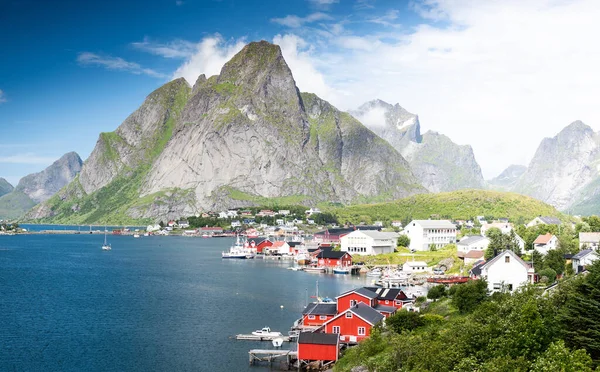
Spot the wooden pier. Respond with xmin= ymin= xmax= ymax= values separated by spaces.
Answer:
xmin=248 ymin=349 xmax=297 ymax=368
xmin=235 ymin=334 xmax=293 ymax=342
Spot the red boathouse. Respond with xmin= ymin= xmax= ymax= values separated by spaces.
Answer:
xmin=316 ymin=251 xmax=352 ymax=268
xmin=297 ymin=332 xmax=339 ymax=362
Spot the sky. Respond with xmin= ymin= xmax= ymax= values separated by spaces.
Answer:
xmin=1 ymin=0 xmax=600 ymax=186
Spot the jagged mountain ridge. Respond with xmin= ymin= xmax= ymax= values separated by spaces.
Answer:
xmin=0 ymin=178 xmax=13 ymax=198
xmin=350 ymin=100 xmax=485 ymax=193
xmin=29 ymin=41 xmax=425 ymax=223
xmin=488 ymin=165 xmax=527 ymax=191
xmin=0 ymin=152 xmax=82 ymax=220
xmin=514 ymin=120 xmax=600 ymax=213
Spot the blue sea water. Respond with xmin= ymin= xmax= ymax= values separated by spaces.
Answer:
xmin=0 ymin=234 xmax=371 ymax=371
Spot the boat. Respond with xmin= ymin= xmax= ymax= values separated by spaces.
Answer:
xmin=333 ymin=266 xmax=350 ymax=274
xmin=133 ymin=234 xmax=140 ymax=238
xmin=102 ymin=228 xmax=111 ymax=251
xmin=366 ymin=268 xmax=382 ymax=277
xmin=222 ymin=235 xmax=255 ymax=259
xmin=201 ymin=233 xmax=211 ymax=238
xmin=272 ymin=338 xmax=284 ymax=347
xmin=287 ymin=266 xmax=304 ymax=271
xmin=304 ymin=266 xmax=326 ymax=273
xmin=251 ymin=327 xmax=283 ymax=337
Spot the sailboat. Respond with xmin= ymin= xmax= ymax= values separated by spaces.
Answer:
xmin=102 ymin=227 xmax=111 ymax=251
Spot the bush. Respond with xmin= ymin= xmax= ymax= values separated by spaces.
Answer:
xmin=398 ymin=235 xmax=410 ymax=248
xmin=386 ymin=310 xmax=424 ymax=334
xmin=427 ymin=285 xmax=447 ymax=301
xmin=451 ymin=279 xmax=488 ymax=314
xmin=538 ymin=268 xmax=557 ymax=283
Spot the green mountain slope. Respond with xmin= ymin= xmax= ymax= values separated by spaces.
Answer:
xmin=0 ymin=191 xmax=36 ymax=220
xmin=0 ymin=178 xmax=13 ymax=198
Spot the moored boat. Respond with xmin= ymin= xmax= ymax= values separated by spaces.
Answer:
xmin=304 ymin=266 xmax=326 ymax=273
xmin=333 ymin=266 xmax=350 ymax=274
xmin=251 ymin=327 xmax=283 ymax=337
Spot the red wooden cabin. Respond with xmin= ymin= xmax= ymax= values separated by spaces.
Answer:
xmin=247 ymin=238 xmax=273 ymax=253
xmin=297 ymin=332 xmax=339 ymax=362
xmin=364 ymin=287 xmax=413 ymax=309
xmin=321 ymin=303 xmax=385 ymax=343
xmin=336 ymin=287 xmax=377 ymax=313
xmin=301 ymin=303 xmax=337 ymax=327
xmin=316 ymin=251 xmax=352 ymax=268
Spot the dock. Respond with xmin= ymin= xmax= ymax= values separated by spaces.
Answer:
xmin=235 ymin=334 xmax=293 ymax=342
xmin=248 ymin=349 xmax=297 ymax=368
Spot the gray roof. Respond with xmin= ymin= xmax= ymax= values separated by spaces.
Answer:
xmin=469 ymin=260 xmax=486 ymax=276
xmin=364 ymin=287 xmax=405 ymax=301
xmin=458 ymin=235 xmax=489 ymax=246
xmin=409 ymin=220 xmax=456 ymax=229
xmin=302 ymin=303 xmax=338 ymax=315
xmin=579 ymin=232 xmax=600 ymax=243
xmin=374 ymin=304 xmax=397 ymax=313
xmin=349 ymin=303 xmax=385 ymax=325
xmin=298 ymin=332 xmax=339 ymax=345
xmin=351 ymin=230 xmax=399 ymax=239
xmin=540 ymin=216 xmax=562 ymax=225
xmin=573 ymin=249 xmax=595 ymax=260
xmin=337 ymin=287 xmax=378 ymax=300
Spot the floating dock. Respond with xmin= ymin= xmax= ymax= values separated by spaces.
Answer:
xmin=235 ymin=334 xmax=292 ymax=342
xmin=248 ymin=349 xmax=297 ymax=367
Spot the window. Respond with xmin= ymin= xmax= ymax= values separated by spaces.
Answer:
xmin=350 ymin=300 xmax=357 ymax=307
xmin=385 ymin=300 xmax=389 ymax=304
xmin=358 ymin=327 xmax=366 ymax=336
xmin=332 ymin=326 xmax=340 ymax=334
xmin=320 ymin=315 xmax=327 ymax=320
xmin=505 ymin=256 xmax=510 ymax=263
xmin=493 ymin=283 xmax=502 ymax=290
xmin=308 ymin=315 xmax=315 ymax=320
xmin=396 ymin=300 xmax=402 ymax=305
xmin=346 ymin=312 xmax=353 ymax=318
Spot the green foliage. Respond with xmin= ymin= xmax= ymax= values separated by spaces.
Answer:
xmin=427 ymin=285 xmax=447 ymax=301
xmin=485 ymin=229 xmax=522 ymax=259
xmin=397 ymin=235 xmax=410 ymax=248
xmin=531 ymin=340 xmax=593 ymax=372
xmin=386 ymin=310 xmax=424 ymax=334
xmin=538 ymin=268 xmax=557 ymax=283
xmin=0 ymin=191 xmax=36 ymax=220
xmin=544 ymin=249 xmax=566 ymax=275
xmin=451 ymin=279 xmax=488 ymax=314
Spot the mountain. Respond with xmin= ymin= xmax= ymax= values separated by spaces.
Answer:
xmin=488 ymin=165 xmax=527 ymax=191
xmin=29 ymin=41 xmax=425 ymax=224
xmin=0 ymin=152 xmax=82 ymax=220
xmin=0 ymin=178 xmax=13 ymax=198
xmin=350 ymin=100 xmax=485 ymax=193
xmin=328 ymin=189 xmax=563 ymax=225
xmin=514 ymin=121 xmax=600 ymax=214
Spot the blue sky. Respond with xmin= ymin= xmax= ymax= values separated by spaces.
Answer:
xmin=1 ymin=0 xmax=600 ymax=185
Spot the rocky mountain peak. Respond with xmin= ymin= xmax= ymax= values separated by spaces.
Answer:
xmin=0 ymin=178 xmax=13 ymax=198
xmin=488 ymin=164 xmax=527 ymax=191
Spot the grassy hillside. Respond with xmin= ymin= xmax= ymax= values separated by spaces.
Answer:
xmin=325 ymin=189 xmax=564 ymax=224
xmin=0 ymin=191 xmax=36 ymax=220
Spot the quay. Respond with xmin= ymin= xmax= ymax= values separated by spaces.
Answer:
xmin=235 ymin=334 xmax=292 ymax=342
xmin=248 ymin=349 xmax=297 ymax=368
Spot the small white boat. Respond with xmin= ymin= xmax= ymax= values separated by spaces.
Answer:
xmin=133 ymin=234 xmax=140 ymax=238
xmin=366 ymin=268 xmax=382 ymax=277
xmin=272 ymin=338 xmax=284 ymax=347
xmin=252 ymin=327 xmax=283 ymax=337
xmin=304 ymin=267 xmax=326 ymax=273
xmin=333 ymin=266 xmax=350 ymax=274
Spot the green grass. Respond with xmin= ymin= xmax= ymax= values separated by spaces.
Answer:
xmin=362 ymin=245 xmax=460 ymax=271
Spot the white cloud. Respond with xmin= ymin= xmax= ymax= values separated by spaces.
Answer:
xmin=272 ymin=12 xmax=332 ymax=28
xmin=0 ymin=89 xmax=6 ymax=103
xmin=0 ymin=153 xmax=59 ymax=165
xmin=77 ymin=52 xmax=167 ymax=78
xmin=353 ymin=106 xmax=388 ymax=128
xmin=131 ymin=38 xmax=195 ymax=58
xmin=368 ymin=9 xmax=400 ymax=27
xmin=270 ymin=0 xmax=600 ymax=179
xmin=308 ymin=0 xmax=339 ymax=8
xmin=172 ymin=36 xmax=246 ymax=85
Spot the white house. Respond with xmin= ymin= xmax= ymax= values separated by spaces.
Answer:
xmin=514 ymin=233 xmax=526 ymax=251
xmin=340 ymin=230 xmax=399 ymax=256
xmin=532 ymin=233 xmax=558 ymax=255
xmin=278 ymin=210 xmax=290 ymax=216
xmin=305 ymin=208 xmax=321 ymax=216
xmin=402 ymin=260 xmax=429 ymax=273
xmin=480 ymin=222 xmax=513 ymax=236
xmin=231 ymin=220 xmax=241 ymax=228
xmin=374 ymin=221 xmax=384 ymax=227
xmin=457 ymin=235 xmax=490 ymax=253
xmin=526 ymin=216 xmax=561 ymax=228
xmin=481 ymin=250 xmax=529 ymax=293
xmin=218 ymin=211 xmax=229 ymax=219
xmin=572 ymin=249 xmax=599 ymax=273
xmin=146 ymin=224 xmax=161 ymax=232
xmin=579 ymin=232 xmax=600 ymax=250
xmin=403 ymin=220 xmax=457 ymax=251
xmin=391 ymin=221 xmax=403 ymax=228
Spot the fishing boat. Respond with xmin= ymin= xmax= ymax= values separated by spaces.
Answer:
xmin=333 ymin=266 xmax=350 ymax=274
xmin=102 ymin=228 xmax=111 ymax=251
xmin=251 ymin=327 xmax=283 ymax=337
xmin=222 ymin=235 xmax=254 ymax=259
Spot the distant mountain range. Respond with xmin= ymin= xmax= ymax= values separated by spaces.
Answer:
xmin=0 ymin=152 xmax=82 ymax=220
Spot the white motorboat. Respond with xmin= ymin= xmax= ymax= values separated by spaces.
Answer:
xmin=304 ymin=267 xmax=326 ymax=273
xmin=222 ymin=235 xmax=255 ymax=259
xmin=251 ymin=327 xmax=283 ymax=337
xmin=102 ymin=227 xmax=111 ymax=251
xmin=366 ymin=268 xmax=382 ymax=277
xmin=333 ymin=266 xmax=350 ymax=274
xmin=133 ymin=234 xmax=140 ymax=238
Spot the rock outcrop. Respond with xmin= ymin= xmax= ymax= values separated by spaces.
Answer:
xmin=351 ymin=100 xmax=485 ymax=192
xmin=29 ymin=41 xmax=425 ymax=224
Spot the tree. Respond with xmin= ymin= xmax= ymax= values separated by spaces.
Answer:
xmin=485 ymin=229 xmax=521 ymax=259
xmin=544 ymin=249 xmax=566 ymax=275
xmin=538 ymin=268 xmax=557 ymax=283
xmin=429 ymin=243 xmax=437 ymax=252
xmin=397 ymin=235 xmax=410 ymax=248
xmin=531 ymin=340 xmax=593 ymax=372
xmin=427 ymin=285 xmax=446 ymax=301
xmin=386 ymin=310 xmax=424 ymax=334
xmin=451 ymin=279 xmax=488 ymax=314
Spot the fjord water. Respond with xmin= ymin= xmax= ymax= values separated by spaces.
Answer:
xmin=0 ymin=234 xmax=370 ymax=371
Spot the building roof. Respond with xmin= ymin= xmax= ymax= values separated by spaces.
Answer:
xmin=533 ymin=233 xmax=555 ymax=245
xmin=337 ymin=287 xmax=378 ymax=300
xmin=539 ymin=216 xmax=562 ymax=225
xmin=373 ymin=304 xmax=397 ymax=313
xmin=457 ymin=250 xmax=485 ymax=259
xmin=458 ymin=235 xmax=489 ymax=246
xmin=409 ymin=220 xmax=456 ymax=229
xmin=287 ymin=241 xmax=303 ymax=247
xmin=302 ymin=303 xmax=338 ymax=315
xmin=298 ymin=332 xmax=339 ymax=345
xmin=349 ymin=303 xmax=385 ymax=325
xmin=579 ymin=232 xmax=600 ymax=243
xmin=346 ymin=230 xmax=399 ymax=239
xmin=573 ymin=249 xmax=596 ymax=259
xmin=247 ymin=237 xmax=270 ymax=245
xmin=317 ymin=251 xmax=351 ymax=259
xmin=272 ymin=241 xmax=287 ymax=248
xmin=469 ymin=260 xmax=486 ymax=276
xmin=363 ymin=287 xmax=404 ymax=301
xmin=481 ymin=250 xmax=528 ymax=271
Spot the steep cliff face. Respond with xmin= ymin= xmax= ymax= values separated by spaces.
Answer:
xmin=351 ymin=100 xmax=485 ymax=193
xmin=515 ymin=121 xmax=600 ymax=212
xmin=29 ymin=41 xmax=424 ymax=224
xmin=0 ymin=178 xmax=13 ymax=198
xmin=0 ymin=152 xmax=82 ymax=220
xmin=488 ymin=165 xmax=527 ymax=191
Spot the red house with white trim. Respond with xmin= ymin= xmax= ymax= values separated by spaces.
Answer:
xmin=336 ymin=287 xmax=377 ymax=313
xmin=321 ymin=303 xmax=385 ymax=343
xmin=302 ymin=303 xmax=337 ymax=327
xmin=316 ymin=251 xmax=352 ymax=268
xmin=364 ymin=287 xmax=413 ymax=309
xmin=246 ymin=238 xmax=273 ymax=253
xmin=297 ymin=332 xmax=339 ymax=362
